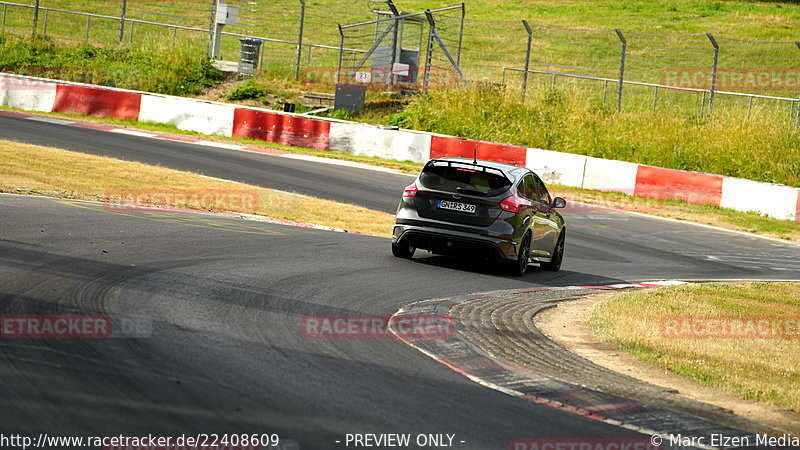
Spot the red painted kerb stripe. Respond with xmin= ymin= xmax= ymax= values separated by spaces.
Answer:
xmin=795 ymin=191 xmax=800 ymax=223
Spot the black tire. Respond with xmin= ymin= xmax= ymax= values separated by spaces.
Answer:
xmin=540 ymin=232 xmax=565 ymax=272
xmin=391 ymin=241 xmax=415 ymax=259
xmin=509 ymin=234 xmax=531 ymax=277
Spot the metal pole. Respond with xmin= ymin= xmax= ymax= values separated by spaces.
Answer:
xmin=747 ymin=96 xmax=753 ymax=121
xmin=652 ymin=86 xmax=658 ymax=113
xmin=795 ymin=42 xmax=800 ymax=128
xmin=423 ymin=18 xmax=434 ymax=92
xmin=207 ymin=0 xmax=216 ymax=58
xmin=700 ymin=91 xmax=706 ymax=117
xmin=387 ymin=0 xmax=400 ymax=88
xmin=85 ymin=15 xmax=90 ymax=42
xmin=602 ymin=80 xmax=608 ymax=107
xmin=294 ymin=0 xmax=305 ymax=81
xmin=707 ymin=33 xmax=719 ymax=117
xmin=307 ymin=45 xmax=311 ymax=64
xmin=350 ymin=22 xmax=395 ymax=78
xmin=336 ymin=25 xmax=344 ymax=84
xmin=130 ymin=21 xmax=134 ymax=45
xmin=172 ymin=27 xmax=177 ymax=47
xmin=2 ymin=5 xmax=6 ymax=33
xmin=42 ymin=9 xmax=47 ymax=37
xmin=119 ymin=0 xmax=127 ymax=45
xmin=32 ymin=0 xmax=40 ymax=38
xmin=457 ymin=3 xmax=465 ymax=66
xmin=522 ymin=20 xmax=532 ymax=99
xmin=425 ymin=10 xmax=467 ymax=85
xmin=615 ymin=29 xmax=626 ymax=111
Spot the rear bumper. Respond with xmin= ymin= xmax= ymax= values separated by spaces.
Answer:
xmin=392 ymin=222 xmax=517 ymax=261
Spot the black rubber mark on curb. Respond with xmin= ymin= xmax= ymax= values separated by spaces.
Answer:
xmin=388 ymin=283 xmax=778 ymax=450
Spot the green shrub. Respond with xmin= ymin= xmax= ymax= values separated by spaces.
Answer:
xmin=0 ymin=36 xmax=223 ymax=96
xmin=225 ymin=79 xmax=268 ymax=100
xmin=391 ymin=86 xmax=800 ymax=188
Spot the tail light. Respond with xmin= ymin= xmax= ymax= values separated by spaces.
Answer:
xmin=403 ymin=183 xmax=418 ymax=198
xmin=500 ymin=195 xmax=524 ymax=213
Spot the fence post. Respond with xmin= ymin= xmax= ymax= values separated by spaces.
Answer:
xmin=206 ymin=0 xmax=216 ymax=58
xmin=423 ymin=16 xmax=435 ymax=92
xmin=796 ymin=42 xmax=800 ymax=128
xmin=457 ymin=3 xmax=465 ymax=66
xmin=119 ymin=0 xmax=127 ymax=45
xmin=652 ymin=86 xmax=658 ymax=113
xmin=521 ymin=20 xmax=532 ymax=100
xmin=615 ymin=29 xmax=626 ymax=111
xmin=32 ymin=0 xmax=40 ymax=38
xmin=707 ymin=33 xmax=719 ymax=117
xmin=387 ymin=0 xmax=400 ymax=88
xmin=700 ymin=91 xmax=706 ymax=117
xmin=43 ymin=9 xmax=47 ymax=37
xmin=336 ymin=25 xmax=344 ymax=85
xmin=294 ymin=0 xmax=305 ymax=81
xmin=2 ymin=4 xmax=6 ymax=33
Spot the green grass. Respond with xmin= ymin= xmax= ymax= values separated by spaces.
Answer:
xmin=589 ymin=282 xmax=800 ymax=412
xmin=386 ymin=85 xmax=800 ymax=188
xmin=0 ymin=34 xmax=223 ymax=96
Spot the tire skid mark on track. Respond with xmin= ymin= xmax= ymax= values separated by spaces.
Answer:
xmin=389 ymin=281 xmax=760 ymax=450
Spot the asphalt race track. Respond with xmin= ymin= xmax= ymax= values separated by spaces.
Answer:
xmin=2 ymin=114 xmax=800 ymax=449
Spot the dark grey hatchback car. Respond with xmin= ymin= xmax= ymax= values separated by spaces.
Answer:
xmin=392 ymin=158 xmax=566 ymax=276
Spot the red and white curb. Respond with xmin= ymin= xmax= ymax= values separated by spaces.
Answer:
xmin=389 ymin=281 xmax=753 ymax=450
xmin=2 ymin=71 xmax=799 ymax=222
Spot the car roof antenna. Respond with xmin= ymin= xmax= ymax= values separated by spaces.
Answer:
xmin=472 ymin=145 xmax=477 ymax=165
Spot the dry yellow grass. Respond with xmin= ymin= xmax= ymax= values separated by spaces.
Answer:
xmin=590 ymin=282 xmax=800 ymax=412
xmin=0 ymin=139 xmax=395 ymax=237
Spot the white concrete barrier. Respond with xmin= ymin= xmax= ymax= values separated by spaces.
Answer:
xmin=721 ymin=177 xmax=800 ymax=221
xmin=582 ymin=157 xmax=640 ymax=195
xmin=2 ymin=71 xmax=799 ymax=222
xmin=0 ymin=74 xmax=57 ymax=112
xmin=329 ymin=122 xmax=431 ymax=164
xmin=525 ymin=148 xmax=588 ymax=188
xmin=138 ymin=95 xmax=235 ymax=137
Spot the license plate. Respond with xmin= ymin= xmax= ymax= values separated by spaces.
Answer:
xmin=437 ymin=200 xmax=476 ymax=214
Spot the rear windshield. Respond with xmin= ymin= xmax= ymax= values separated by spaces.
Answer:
xmin=419 ymin=163 xmax=511 ymax=196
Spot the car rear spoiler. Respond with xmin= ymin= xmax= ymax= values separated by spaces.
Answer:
xmin=425 ymin=159 xmax=510 ymax=181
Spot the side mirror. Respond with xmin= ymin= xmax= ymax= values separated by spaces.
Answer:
xmin=552 ymin=197 xmax=566 ymax=209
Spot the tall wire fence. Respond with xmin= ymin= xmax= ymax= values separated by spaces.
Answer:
xmin=1 ymin=0 xmax=800 ymax=123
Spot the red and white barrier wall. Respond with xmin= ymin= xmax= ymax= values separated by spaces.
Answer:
xmin=2 ymin=72 xmax=799 ymax=222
